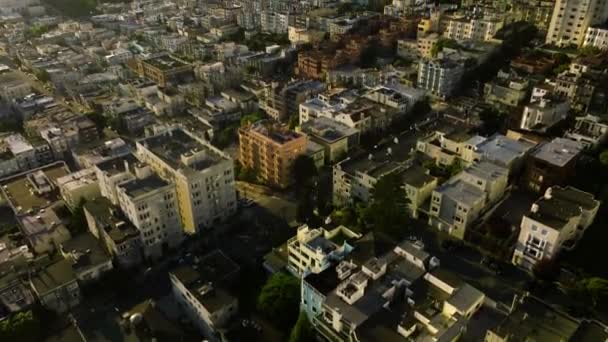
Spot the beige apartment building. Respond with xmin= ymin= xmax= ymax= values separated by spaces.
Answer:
xmin=136 ymin=128 xmax=237 ymax=235
xmin=238 ymin=121 xmax=308 ymax=189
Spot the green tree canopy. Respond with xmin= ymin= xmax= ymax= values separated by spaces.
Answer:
xmin=576 ymin=277 xmax=608 ymax=307
xmin=363 ymin=172 xmax=411 ymax=238
xmin=257 ymin=272 xmax=300 ymax=329
xmin=240 ymin=112 xmax=265 ymax=127
xmin=599 ymin=150 xmax=608 ymax=167
xmin=0 ymin=310 xmax=42 ymax=342
xmin=288 ymin=311 xmax=314 ymax=342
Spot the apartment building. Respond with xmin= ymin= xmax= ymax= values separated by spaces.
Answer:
xmin=417 ymin=33 xmax=441 ymax=59
xmin=428 ymin=178 xmax=487 ymax=240
xmin=84 ymin=197 xmax=143 ymax=269
xmin=300 ymin=117 xmax=359 ymax=164
xmin=444 ymin=17 xmax=503 ymax=42
xmin=286 ymin=225 xmax=361 ymax=277
xmin=303 ymin=240 xmax=484 ymax=342
xmin=399 ymin=166 xmax=438 ymax=219
xmin=520 ymin=96 xmax=569 ymax=132
xmin=260 ymin=80 xmax=326 ymax=121
xmin=512 ymin=186 xmax=600 ymax=270
xmin=128 ymin=53 xmax=193 ymax=87
xmin=522 ymin=138 xmax=583 ymax=193
xmin=29 ymin=258 xmax=81 ymax=313
xmin=0 ymin=134 xmax=40 ymax=179
xmin=333 ymin=133 xmax=415 ymax=207
xmin=94 ymin=153 xmax=140 ymax=206
xmin=545 ymin=0 xmax=608 ymax=47
xmin=136 ymin=128 xmax=237 ymax=234
xmin=116 ymin=171 xmax=183 ymax=260
xmin=484 ymin=71 xmax=530 ymax=108
xmin=583 ymin=25 xmax=608 ymax=50
xmin=417 ymin=57 xmax=465 ymax=99
xmin=238 ymin=121 xmax=307 ymax=189
xmin=169 ymin=250 xmax=240 ymax=340
xmin=56 ymin=168 xmax=101 ymax=209
xmin=564 ymin=114 xmax=608 ymax=148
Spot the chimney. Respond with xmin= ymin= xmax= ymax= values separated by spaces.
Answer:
xmin=544 ymin=187 xmax=553 ymax=200
xmin=531 ymin=203 xmax=539 ymax=214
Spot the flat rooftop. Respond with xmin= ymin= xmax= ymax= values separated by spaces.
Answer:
xmin=144 ymin=54 xmax=189 ymax=71
xmin=528 ymin=186 xmax=599 ymax=230
xmin=139 ymin=128 xmax=225 ymax=172
xmin=247 ymin=121 xmax=305 ymax=145
xmin=302 ymin=117 xmax=359 ymax=144
xmin=532 ymin=138 xmax=583 ymax=167
xmin=83 ymin=197 xmax=139 ymax=244
xmin=95 ymin=153 xmax=140 ymax=176
xmin=475 ymin=134 xmax=536 ymax=166
xmin=30 ymin=258 xmax=77 ymax=295
xmin=119 ymin=175 xmax=170 ymax=198
xmin=1 ymin=162 xmax=70 ymax=215
xmin=437 ymin=179 xmax=486 ymax=206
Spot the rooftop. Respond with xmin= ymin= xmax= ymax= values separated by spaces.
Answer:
xmin=1 ymin=162 xmax=70 ymax=215
xmin=245 ymin=121 xmax=306 ymax=145
xmin=475 ymin=134 xmax=536 ymax=166
xmin=139 ymin=129 xmax=226 ymax=172
xmin=119 ymin=175 xmax=171 ymax=199
xmin=399 ymin=165 xmax=436 ymax=188
xmin=490 ymin=296 xmax=580 ymax=341
xmin=532 ymin=138 xmax=583 ymax=167
xmin=144 ymin=54 xmax=189 ymax=71
xmin=171 ymin=250 xmax=239 ymax=289
xmin=82 ymin=197 xmax=139 ymax=244
xmin=301 ymin=117 xmax=359 ymax=144
xmin=95 ymin=153 xmax=140 ymax=176
xmin=30 ymin=257 xmax=77 ymax=295
xmin=527 ymin=186 xmax=599 ymax=230
xmin=437 ymin=179 xmax=486 ymax=206
xmin=60 ymin=233 xmax=111 ymax=274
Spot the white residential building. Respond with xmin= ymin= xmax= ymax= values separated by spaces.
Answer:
xmin=512 ymin=186 xmax=600 ymax=270
xmin=564 ymin=114 xmax=608 ymax=148
xmin=286 ymin=225 xmax=361 ymax=277
xmin=116 ymin=169 xmax=183 ymax=259
xmin=94 ymin=154 xmax=139 ymax=206
xmin=417 ymin=57 xmax=464 ymax=99
xmin=136 ymin=128 xmax=237 ymax=235
xmin=169 ymin=250 xmax=239 ymax=340
xmin=583 ymin=26 xmax=608 ymax=50
xmin=520 ymin=96 xmax=569 ymax=132
xmin=545 ymin=0 xmax=608 ymax=47
xmin=428 ymin=179 xmax=486 ymax=240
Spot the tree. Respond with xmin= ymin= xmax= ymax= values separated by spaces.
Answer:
xmin=67 ymin=199 xmax=88 ymax=235
xmin=478 ymin=108 xmax=507 ymax=136
xmin=0 ymin=310 xmax=42 ymax=342
xmin=87 ymin=112 xmax=108 ymax=135
xmin=240 ymin=112 xmax=264 ymax=127
xmin=363 ymin=173 xmax=411 ymax=238
xmin=576 ymin=277 xmax=608 ymax=307
xmin=599 ymin=150 xmax=608 ymax=168
xmin=288 ymin=311 xmax=314 ymax=342
xmin=288 ymin=115 xmax=299 ymax=130
xmin=292 ymin=155 xmax=318 ymax=222
xmin=257 ymin=272 xmax=300 ymax=329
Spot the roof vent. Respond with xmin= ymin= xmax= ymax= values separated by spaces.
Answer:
xmin=531 ymin=203 xmax=539 ymax=213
